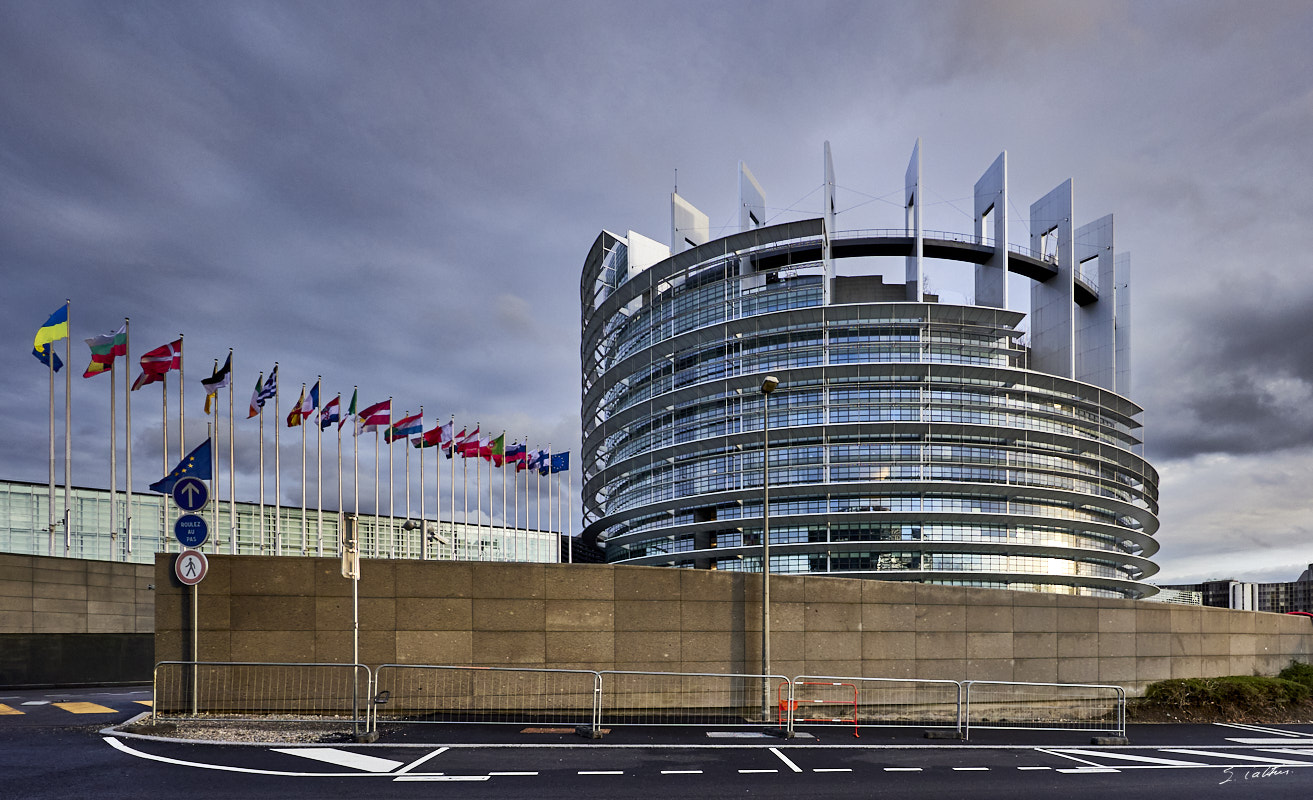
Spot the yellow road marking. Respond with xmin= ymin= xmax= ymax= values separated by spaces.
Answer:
xmin=0 ymin=704 xmax=23 ymax=715
xmin=54 ymin=701 xmax=118 ymax=714
xmin=135 ymin=700 xmax=153 ymax=708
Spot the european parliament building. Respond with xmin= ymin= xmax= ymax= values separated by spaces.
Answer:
xmin=580 ymin=142 xmax=1160 ymax=599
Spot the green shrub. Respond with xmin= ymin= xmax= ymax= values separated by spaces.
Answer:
xmin=1141 ymin=675 xmax=1310 ymax=714
xmin=1278 ymin=660 xmax=1313 ymax=690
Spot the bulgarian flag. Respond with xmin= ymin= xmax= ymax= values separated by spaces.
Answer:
xmin=82 ymin=325 xmax=127 ymax=378
xmin=490 ymin=433 xmax=506 ymax=466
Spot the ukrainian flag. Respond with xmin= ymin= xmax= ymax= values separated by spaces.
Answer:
xmin=33 ymin=303 xmax=69 ymax=352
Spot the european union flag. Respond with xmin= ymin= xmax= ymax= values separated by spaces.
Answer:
xmin=550 ymin=451 xmax=570 ymax=474
xmin=32 ymin=345 xmax=63 ymax=372
xmin=150 ymin=438 xmax=213 ymax=494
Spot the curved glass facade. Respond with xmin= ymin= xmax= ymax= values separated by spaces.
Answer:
xmin=581 ymin=220 xmax=1160 ymax=599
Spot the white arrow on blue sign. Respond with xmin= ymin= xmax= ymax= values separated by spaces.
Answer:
xmin=172 ymin=476 xmax=209 ymax=513
xmin=174 ymin=514 xmax=209 ymax=549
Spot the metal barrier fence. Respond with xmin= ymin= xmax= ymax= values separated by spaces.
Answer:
xmin=962 ymin=680 xmax=1126 ymax=739
xmin=598 ymin=671 xmax=788 ymax=731
xmin=785 ymin=676 xmax=964 ymax=737
xmin=151 ymin=661 xmax=371 ymax=731
xmin=372 ymin=665 xmax=601 ymax=731
xmin=150 ymin=662 xmax=1125 ymax=740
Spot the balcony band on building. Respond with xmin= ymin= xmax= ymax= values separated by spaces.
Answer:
xmin=580 ymin=141 xmax=1160 ymax=599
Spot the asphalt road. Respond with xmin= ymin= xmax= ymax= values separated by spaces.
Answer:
xmin=5 ymin=685 xmax=1313 ymax=799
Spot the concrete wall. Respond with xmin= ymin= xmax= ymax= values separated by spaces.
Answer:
xmin=154 ymin=555 xmax=1313 ymax=694
xmin=0 ymin=553 xmax=155 ymax=686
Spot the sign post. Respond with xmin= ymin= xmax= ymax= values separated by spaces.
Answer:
xmin=342 ymin=514 xmax=362 ymax=738
xmin=173 ymin=473 xmax=211 ymax=716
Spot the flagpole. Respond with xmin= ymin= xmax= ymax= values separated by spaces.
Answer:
xmin=257 ymin=372 xmax=265 ymax=553
xmin=351 ymin=386 xmax=359 ymax=519
xmin=336 ymin=401 xmax=343 ymax=555
xmin=124 ymin=317 xmax=133 ymax=557
xmin=273 ymin=363 xmax=281 ymax=556
xmin=568 ymin=466 xmax=573 ymax=564
xmin=161 ymin=373 xmax=169 ymax=553
xmin=46 ymin=321 xmax=55 ymax=558
xmin=388 ymin=404 xmax=396 ymax=559
xmin=63 ymin=299 xmax=71 ymax=556
xmin=462 ymin=430 xmax=468 ymax=561
xmin=316 ymin=376 xmax=323 ymax=557
xmin=500 ymin=432 xmax=507 ymax=561
xmin=404 ymin=409 xmax=412 ymax=554
xmin=448 ymin=419 xmax=456 ymax=560
xmin=108 ymin=333 xmax=117 ymax=559
xmin=475 ymin=425 xmax=482 ymax=560
xmin=299 ymin=382 xmax=307 ymax=555
xmin=513 ymin=440 xmax=520 ymax=563
xmin=228 ymin=350 xmax=235 ymax=555
xmin=418 ymin=408 xmax=426 ymax=560
xmin=178 ymin=333 xmax=185 ymax=471
xmin=373 ymin=425 xmax=380 ymax=559
xmin=210 ymin=358 xmax=219 ymax=551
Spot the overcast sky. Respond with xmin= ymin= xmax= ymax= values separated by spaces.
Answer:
xmin=3 ymin=1 xmax=1311 ymax=584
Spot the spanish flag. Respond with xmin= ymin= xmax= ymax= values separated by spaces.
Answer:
xmin=33 ymin=303 xmax=69 ymax=353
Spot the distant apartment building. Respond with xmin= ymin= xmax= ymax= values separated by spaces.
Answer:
xmin=1160 ymin=564 xmax=1313 ymax=612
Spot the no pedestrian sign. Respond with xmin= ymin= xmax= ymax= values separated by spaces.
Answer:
xmin=174 ymin=549 xmax=209 ymax=586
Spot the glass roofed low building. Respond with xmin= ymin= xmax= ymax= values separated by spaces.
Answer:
xmin=580 ymin=142 xmax=1160 ymax=599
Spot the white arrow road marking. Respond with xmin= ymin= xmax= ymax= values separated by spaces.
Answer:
xmin=273 ymin=748 xmax=404 ymax=773
xmin=104 ymin=737 xmax=378 ymax=777
xmin=770 ymin=747 xmax=803 ymax=773
xmin=1048 ymin=749 xmax=1207 ymax=767
xmin=1162 ymin=749 xmax=1313 ymax=766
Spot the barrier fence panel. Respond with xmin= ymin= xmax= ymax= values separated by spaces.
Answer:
xmin=372 ymin=665 xmax=601 ymax=730
xmin=962 ymin=680 xmax=1126 ymax=738
xmin=598 ymin=671 xmax=789 ymax=728
xmin=787 ymin=676 xmax=963 ymax=736
xmin=151 ymin=661 xmax=371 ymax=729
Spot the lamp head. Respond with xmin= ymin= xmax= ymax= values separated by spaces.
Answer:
xmin=760 ymin=375 xmax=779 ymax=394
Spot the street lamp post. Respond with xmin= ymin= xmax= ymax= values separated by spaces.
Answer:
xmin=759 ymin=375 xmax=779 ymax=723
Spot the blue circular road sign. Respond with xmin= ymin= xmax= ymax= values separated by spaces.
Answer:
xmin=174 ymin=514 xmax=209 ymax=549
xmin=172 ymin=476 xmax=209 ymax=513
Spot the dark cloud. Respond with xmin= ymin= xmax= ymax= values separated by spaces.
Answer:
xmin=4 ymin=1 xmax=1313 ymax=577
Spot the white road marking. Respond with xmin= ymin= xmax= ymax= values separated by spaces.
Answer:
xmin=104 ymin=737 xmax=379 ymax=777
xmin=1017 ymin=766 xmax=1051 ymax=770
xmin=813 ymin=768 xmax=852 ymax=772
xmin=1216 ymin=722 xmax=1311 ymax=738
xmin=273 ymin=747 xmax=404 ymax=773
xmin=395 ymin=747 xmax=448 ymax=774
xmin=1057 ymin=767 xmax=1120 ymax=774
xmin=770 ymin=747 xmax=803 ymax=773
xmin=393 ymin=775 xmax=489 ymax=782
xmin=953 ymin=767 xmax=988 ymax=771
xmin=661 ymin=770 xmax=703 ymax=774
xmin=1162 ymin=748 xmax=1313 ymax=766
xmin=739 ymin=769 xmax=778 ymax=773
xmin=21 ymin=701 xmax=50 ymax=706
xmin=1225 ymin=738 xmax=1313 ymax=745
xmin=884 ymin=767 xmax=921 ymax=772
xmin=579 ymin=770 xmax=624 ymax=775
xmin=1048 ymin=749 xmax=1206 ymax=767
xmin=489 ymin=771 xmax=538 ymax=776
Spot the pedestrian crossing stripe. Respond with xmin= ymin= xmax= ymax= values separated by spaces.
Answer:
xmin=53 ymin=701 xmax=119 ymax=714
xmin=0 ymin=704 xmax=22 ymax=715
